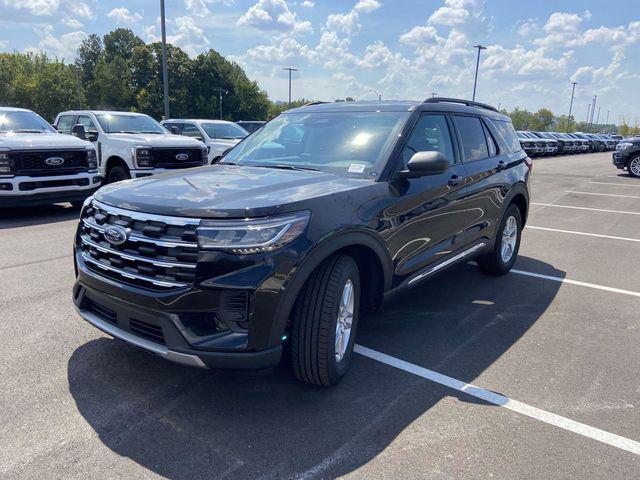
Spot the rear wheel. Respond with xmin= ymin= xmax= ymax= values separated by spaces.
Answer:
xmin=477 ymin=204 xmax=522 ymax=276
xmin=290 ymin=255 xmax=360 ymax=387
xmin=107 ymin=165 xmax=130 ymax=184
xmin=628 ymin=156 xmax=640 ymax=178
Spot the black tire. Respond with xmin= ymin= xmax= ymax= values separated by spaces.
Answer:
xmin=290 ymin=255 xmax=360 ymax=387
xmin=477 ymin=204 xmax=522 ymax=276
xmin=628 ymin=156 xmax=640 ymax=178
xmin=107 ymin=165 xmax=131 ymax=184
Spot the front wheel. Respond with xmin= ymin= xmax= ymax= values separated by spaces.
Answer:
xmin=107 ymin=165 xmax=131 ymax=184
xmin=628 ymin=156 xmax=640 ymax=178
xmin=477 ymin=204 xmax=522 ymax=276
xmin=290 ymin=255 xmax=360 ymax=387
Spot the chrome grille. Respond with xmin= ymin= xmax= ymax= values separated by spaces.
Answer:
xmin=79 ymin=200 xmax=199 ymax=290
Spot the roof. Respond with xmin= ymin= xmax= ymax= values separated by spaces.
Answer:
xmin=162 ymin=119 xmax=237 ymax=124
xmin=0 ymin=106 xmax=32 ymax=112
xmin=57 ymin=110 xmax=147 ymax=116
xmin=285 ymin=98 xmax=510 ymax=121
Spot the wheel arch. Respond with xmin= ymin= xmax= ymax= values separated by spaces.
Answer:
xmin=268 ymin=230 xmax=392 ymax=345
xmin=505 ymin=182 xmax=529 ymax=225
xmin=105 ymin=155 xmax=129 ymax=175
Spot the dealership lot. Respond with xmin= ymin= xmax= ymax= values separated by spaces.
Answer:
xmin=1 ymin=152 xmax=639 ymax=479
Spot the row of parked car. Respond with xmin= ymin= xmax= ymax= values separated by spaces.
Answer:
xmin=0 ymin=107 xmax=264 ymax=206
xmin=516 ymin=130 xmax=621 ymax=157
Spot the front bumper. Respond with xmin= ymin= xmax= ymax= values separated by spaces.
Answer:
xmin=612 ymin=151 xmax=627 ymax=168
xmin=0 ymin=172 xmax=101 ymax=206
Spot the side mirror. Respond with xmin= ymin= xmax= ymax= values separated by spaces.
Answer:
xmin=169 ymin=125 xmax=180 ymax=135
xmin=71 ymin=124 xmax=86 ymax=140
xmin=399 ymin=151 xmax=449 ymax=178
xmin=86 ymin=130 xmax=99 ymax=142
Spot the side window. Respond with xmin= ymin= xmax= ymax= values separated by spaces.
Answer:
xmin=77 ymin=115 xmax=97 ymax=133
xmin=482 ymin=121 xmax=498 ymax=157
xmin=402 ymin=114 xmax=454 ymax=167
xmin=56 ymin=115 xmax=75 ymax=134
xmin=453 ymin=115 xmax=489 ymax=162
xmin=182 ymin=123 xmax=203 ymax=140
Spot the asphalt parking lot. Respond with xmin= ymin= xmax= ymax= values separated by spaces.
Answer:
xmin=1 ymin=151 xmax=639 ymax=479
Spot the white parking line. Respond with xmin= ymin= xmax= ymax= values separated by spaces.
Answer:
xmin=525 ymin=226 xmax=640 ymax=243
xmin=566 ymin=190 xmax=640 ymax=199
xmin=511 ymin=269 xmax=640 ymax=298
xmin=354 ymin=344 xmax=640 ymax=456
xmin=590 ymin=181 xmax=640 ymax=188
xmin=531 ymin=203 xmax=640 ymax=216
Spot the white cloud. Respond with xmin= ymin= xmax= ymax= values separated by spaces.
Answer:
xmin=245 ymin=36 xmax=318 ymax=64
xmin=25 ymin=25 xmax=87 ymax=60
xmin=238 ymin=0 xmax=312 ymax=35
xmin=354 ymin=0 xmax=382 ymax=13
xmin=1 ymin=0 xmax=61 ymax=17
xmin=325 ymin=10 xmax=360 ymax=36
xmin=168 ymin=16 xmax=210 ymax=55
xmin=61 ymin=18 xmax=84 ymax=29
xmin=300 ymin=0 xmax=315 ymax=7
xmin=0 ymin=40 xmax=8 ymax=49
xmin=107 ymin=8 xmax=143 ymax=25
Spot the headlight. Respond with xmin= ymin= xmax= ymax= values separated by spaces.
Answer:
xmin=0 ymin=148 xmax=13 ymax=175
xmin=133 ymin=146 xmax=153 ymax=168
xmin=197 ymin=211 xmax=310 ymax=254
xmin=202 ymin=145 xmax=209 ymax=164
xmin=85 ymin=147 xmax=97 ymax=170
xmin=617 ymin=142 xmax=633 ymax=150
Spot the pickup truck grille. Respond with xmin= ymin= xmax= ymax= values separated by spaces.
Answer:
xmin=78 ymin=200 xmax=200 ymax=291
xmin=535 ymin=142 xmax=544 ymax=147
xmin=149 ymin=148 xmax=205 ymax=169
xmin=11 ymin=149 xmax=89 ymax=177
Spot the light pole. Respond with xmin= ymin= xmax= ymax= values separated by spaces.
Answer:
xmin=160 ymin=0 xmax=170 ymax=120
xmin=595 ymin=107 xmax=601 ymax=130
xmin=282 ymin=67 xmax=298 ymax=108
xmin=472 ymin=44 xmax=487 ymax=101
xmin=568 ymin=81 xmax=578 ymax=121
xmin=606 ymin=110 xmax=610 ymax=125
xmin=369 ymin=89 xmax=382 ymax=101
xmin=589 ymin=95 xmax=598 ymax=132
xmin=212 ymin=88 xmax=228 ymax=119
xmin=585 ymin=103 xmax=591 ymax=128
xmin=431 ymin=92 xmax=437 ymax=98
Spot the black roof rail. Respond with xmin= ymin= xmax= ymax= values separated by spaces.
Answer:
xmin=423 ymin=97 xmax=499 ymax=112
xmin=303 ymin=101 xmax=331 ymax=107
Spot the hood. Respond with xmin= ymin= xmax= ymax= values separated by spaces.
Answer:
xmin=106 ymin=133 xmax=204 ymax=147
xmin=95 ymin=164 xmax=372 ymax=218
xmin=0 ymin=132 xmax=91 ymax=150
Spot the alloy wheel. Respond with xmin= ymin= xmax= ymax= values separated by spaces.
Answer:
xmin=335 ymin=279 xmax=354 ymax=362
xmin=501 ymin=216 xmax=518 ymax=263
xmin=630 ymin=157 xmax=640 ymax=177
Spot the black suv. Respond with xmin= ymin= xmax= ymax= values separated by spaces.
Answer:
xmin=613 ymin=137 xmax=640 ymax=177
xmin=72 ymin=98 xmax=531 ymax=386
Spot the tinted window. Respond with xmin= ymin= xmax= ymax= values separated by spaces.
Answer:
xmin=483 ymin=122 xmax=498 ymax=156
xmin=454 ymin=115 xmax=489 ymax=161
xmin=78 ymin=115 xmax=97 ymax=132
xmin=208 ymin=123 xmax=248 ymax=140
xmin=182 ymin=123 xmax=203 ymax=140
xmin=56 ymin=115 xmax=75 ymax=134
xmin=495 ymin=121 xmax=523 ymax=152
xmin=402 ymin=114 xmax=454 ymax=167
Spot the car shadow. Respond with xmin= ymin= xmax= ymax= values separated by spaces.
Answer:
xmin=0 ymin=203 xmax=80 ymax=229
xmin=68 ymin=257 xmax=564 ymax=479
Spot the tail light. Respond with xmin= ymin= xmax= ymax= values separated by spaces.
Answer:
xmin=525 ymin=157 xmax=533 ymax=172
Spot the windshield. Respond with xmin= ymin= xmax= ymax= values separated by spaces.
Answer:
xmin=223 ymin=112 xmax=409 ymax=178
xmin=96 ymin=113 xmax=166 ymax=134
xmin=201 ymin=123 xmax=248 ymax=140
xmin=0 ymin=110 xmax=55 ymax=134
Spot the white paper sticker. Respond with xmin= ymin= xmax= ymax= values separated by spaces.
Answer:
xmin=348 ymin=163 xmax=366 ymax=174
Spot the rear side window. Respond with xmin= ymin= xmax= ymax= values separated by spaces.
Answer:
xmin=78 ymin=115 xmax=97 ymax=132
xmin=56 ymin=115 xmax=75 ymax=134
xmin=492 ymin=120 xmax=523 ymax=153
xmin=453 ymin=115 xmax=488 ymax=162
xmin=182 ymin=123 xmax=203 ymax=140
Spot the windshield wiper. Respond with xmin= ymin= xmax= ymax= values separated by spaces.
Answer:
xmin=250 ymin=164 xmax=321 ymax=172
xmin=13 ymin=129 xmax=45 ymax=133
xmin=139 ymin=131 xmax=164 ymax=134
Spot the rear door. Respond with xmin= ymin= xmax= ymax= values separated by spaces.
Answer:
xmin=452 ymin=114 xmax=510 ymax=246
xmin=384 ymin=113 xmax=470 ymax=284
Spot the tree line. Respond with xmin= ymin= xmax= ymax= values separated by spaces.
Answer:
xmin=0 ymin=28 xmax=272 ymax=123
xmin=502 ymin=107 xmax=638 ymax=135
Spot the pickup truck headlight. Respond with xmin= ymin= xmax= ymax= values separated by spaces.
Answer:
xmin=616 ymin=142 xmax=633 ymax=150
xmin=133 ymin=146 xmax=153 ymax=168
xmin=202 ymin=145 xmax=209 ymax=164
xmin=197 ymin=211 xmax=310 ymax=254
xmin=85 ymin=147 xmax=97 ymax=170
xmin=0 ymin=148 xmax=13 ymax=175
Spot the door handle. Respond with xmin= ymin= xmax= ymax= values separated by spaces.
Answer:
xmin=448 ymin=175 xmax=461 ymax=187
xmin=497 ymin=161 xmax=506 ymax=172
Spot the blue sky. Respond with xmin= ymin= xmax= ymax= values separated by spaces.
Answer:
xmin=1 ymin=0 xmax=639 ymax=123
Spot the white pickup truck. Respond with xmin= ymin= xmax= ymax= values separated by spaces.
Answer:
xmin=161 ymin=119 xmax=248 ymax=163
xmin=0 ymin=107 xmax=100 ymax=207
xmin=54 ymin=110 xmax=208 ymax=184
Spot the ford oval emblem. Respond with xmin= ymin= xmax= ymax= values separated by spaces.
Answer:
xmin=45 ymin=156 xmax=65 ymax=166
xmin=104 ymin=226 xmax=129 ymax=246
xmin=175 ymin=153 xmax=189 ymax=161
